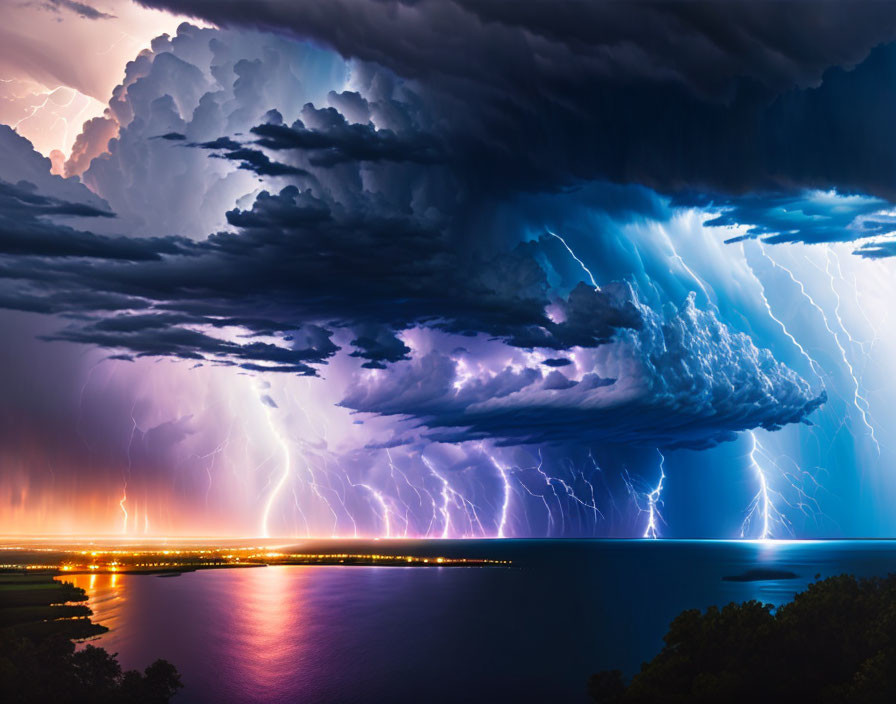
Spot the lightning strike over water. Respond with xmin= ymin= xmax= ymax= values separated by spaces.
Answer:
xmin=643 ymin=451 xmax=665 ymax=540
xmin=486 ymin=452 xmax=512 ymax=538
xmin=741 ymin=431 xmax=789 ymax=540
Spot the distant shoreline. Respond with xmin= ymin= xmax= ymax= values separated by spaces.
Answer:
xmin=0 ymin=541 xmax=512 ymax=575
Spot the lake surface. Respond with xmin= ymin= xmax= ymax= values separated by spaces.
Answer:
xmin=67 ymin=540 xmax=896 ymax=703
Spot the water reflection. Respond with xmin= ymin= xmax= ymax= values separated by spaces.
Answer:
xmin=219 ymin=567 xmax=312 ymax=699
xmin=65 ymin=571 xmax=127 ymax=637
xmin=68 ymin=567 xmax=321 ymax=702
xmin=63 ymin=541 xmax=896 ymax=704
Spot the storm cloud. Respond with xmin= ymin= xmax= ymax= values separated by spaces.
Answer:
xmin=342 ymin=296 xmax=826 ymax=450
xmin=0 ymin=18 xmax=829 ymax=458
xmin=11 ymin=4 xmax=895 ymax=538
xmin=133 ymin=0 xmax=896 ymax=203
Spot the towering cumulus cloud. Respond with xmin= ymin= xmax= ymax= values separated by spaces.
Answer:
xmin=20 ymin=1 xmax=896 ymax=539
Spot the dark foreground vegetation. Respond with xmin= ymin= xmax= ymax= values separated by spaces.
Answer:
xmin=0 ymin=572 xmax=181 ymax=703
xmin=591 ymin=574 xmax=896 ymax=703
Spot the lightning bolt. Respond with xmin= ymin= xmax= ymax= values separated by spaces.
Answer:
xmin=661 ymin=226 xmax=712 ymax=304
xmin=622 ymin=450 xmax=666 ymax=539
xmin=355 ymin=483 xmax=392 ymax=537
xmin=546 ymin=229 xmax=599 ymax=289
xmin=526 ymin=449 xmax=604 ymax=535
xmin=258 ymin=384 xmax=292 ymax=539
xmin=117 ymin=400 xmax=142 ymax=535
xmin=485 ymin=451 xmax=512 ymax=538
xmin=198 ymin=421 xmax=232 ymax=509
xmin=513 ymin=456 xmax=557 ymax=534
xmin=643 ymin=450 xmax=665 ymax=539
xmin=118 ymin=484 xmax=128 ymax=534
xmin=741 ymin=431 xmax=788 ymax=540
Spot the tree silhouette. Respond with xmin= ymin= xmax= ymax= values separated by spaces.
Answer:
xmin=591 ymin=574 xmax=896 ymax=703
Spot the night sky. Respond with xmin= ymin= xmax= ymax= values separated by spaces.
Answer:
xmin=3 ymin=0 xmax=896 ymax=538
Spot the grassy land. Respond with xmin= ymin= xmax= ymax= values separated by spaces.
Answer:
xmin=0 ymin=571 xmax=107 ymax=640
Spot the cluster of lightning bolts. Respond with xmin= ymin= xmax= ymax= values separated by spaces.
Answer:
xmin=545 ymin=228 xmax=878 ymax=541
xmin=548 ymin=230 xmax=670 ymax=539
xmin=250 ymin=407 xmax=614 ymax=539
xmin=93 ymin=228 xmax=878 ymax=540
xmin=208 ymin=229 xmax=651 ymax=541
xmin=244 ymin=355 xmax=626 ymax=538
xmin=741 ymin=241 xmax=881 ymax=538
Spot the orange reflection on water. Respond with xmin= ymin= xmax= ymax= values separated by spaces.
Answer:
xmin=61 ymin=566 xmax=320 ymax=700
xmin=224 ymin=567 xmax=311 ymax=696
xmin=63 ymin=571 xmax=127 ymax=637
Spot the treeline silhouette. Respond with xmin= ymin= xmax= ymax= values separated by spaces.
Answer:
xmin=590 ymin=573 xmax=896 ymax=703
xmin=0 ymin=573 xmax=181 ymax=704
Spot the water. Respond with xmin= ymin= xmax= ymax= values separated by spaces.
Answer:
xmin=66 ymin=540 xmax=896 ymax=703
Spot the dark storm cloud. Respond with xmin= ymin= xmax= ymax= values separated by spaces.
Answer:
xmin=136 ymin=0 xmax=896 ymax=202
xmin=674 ymin=191 xmax=896 ymax=248
xmin=541 ymin=358 xmax=572 ymax=368
xmin=137 ymin=0 xmax=896 ymax=96
xmin=192 ymin=136 xmax=241 ymax=150
xmin=0 ymin=17 xmax=827 ymax=448
xmin=43 ymin=319 xmax=338 ymax=374
xmin=341 ymin=298 xmax=827 ymax=451
xmin=857 ymin=239 xmax=896 ymax=258
xmin=210 ymin=147 xmax=311 ymax=177
xmin=0 ymin=179 xmax=114 ymax=220
xmin=248 ymin=104 xmax=445 ymax=167
xmin=0 ymin=151 xmax=641 ymax=370
xmin=190 ymin=102 xmax=444 ymax=179
xmin=349 ymin=325 xmax=412 ymax=368
xmin=0 ymin=178 xmax=191 ymax=261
